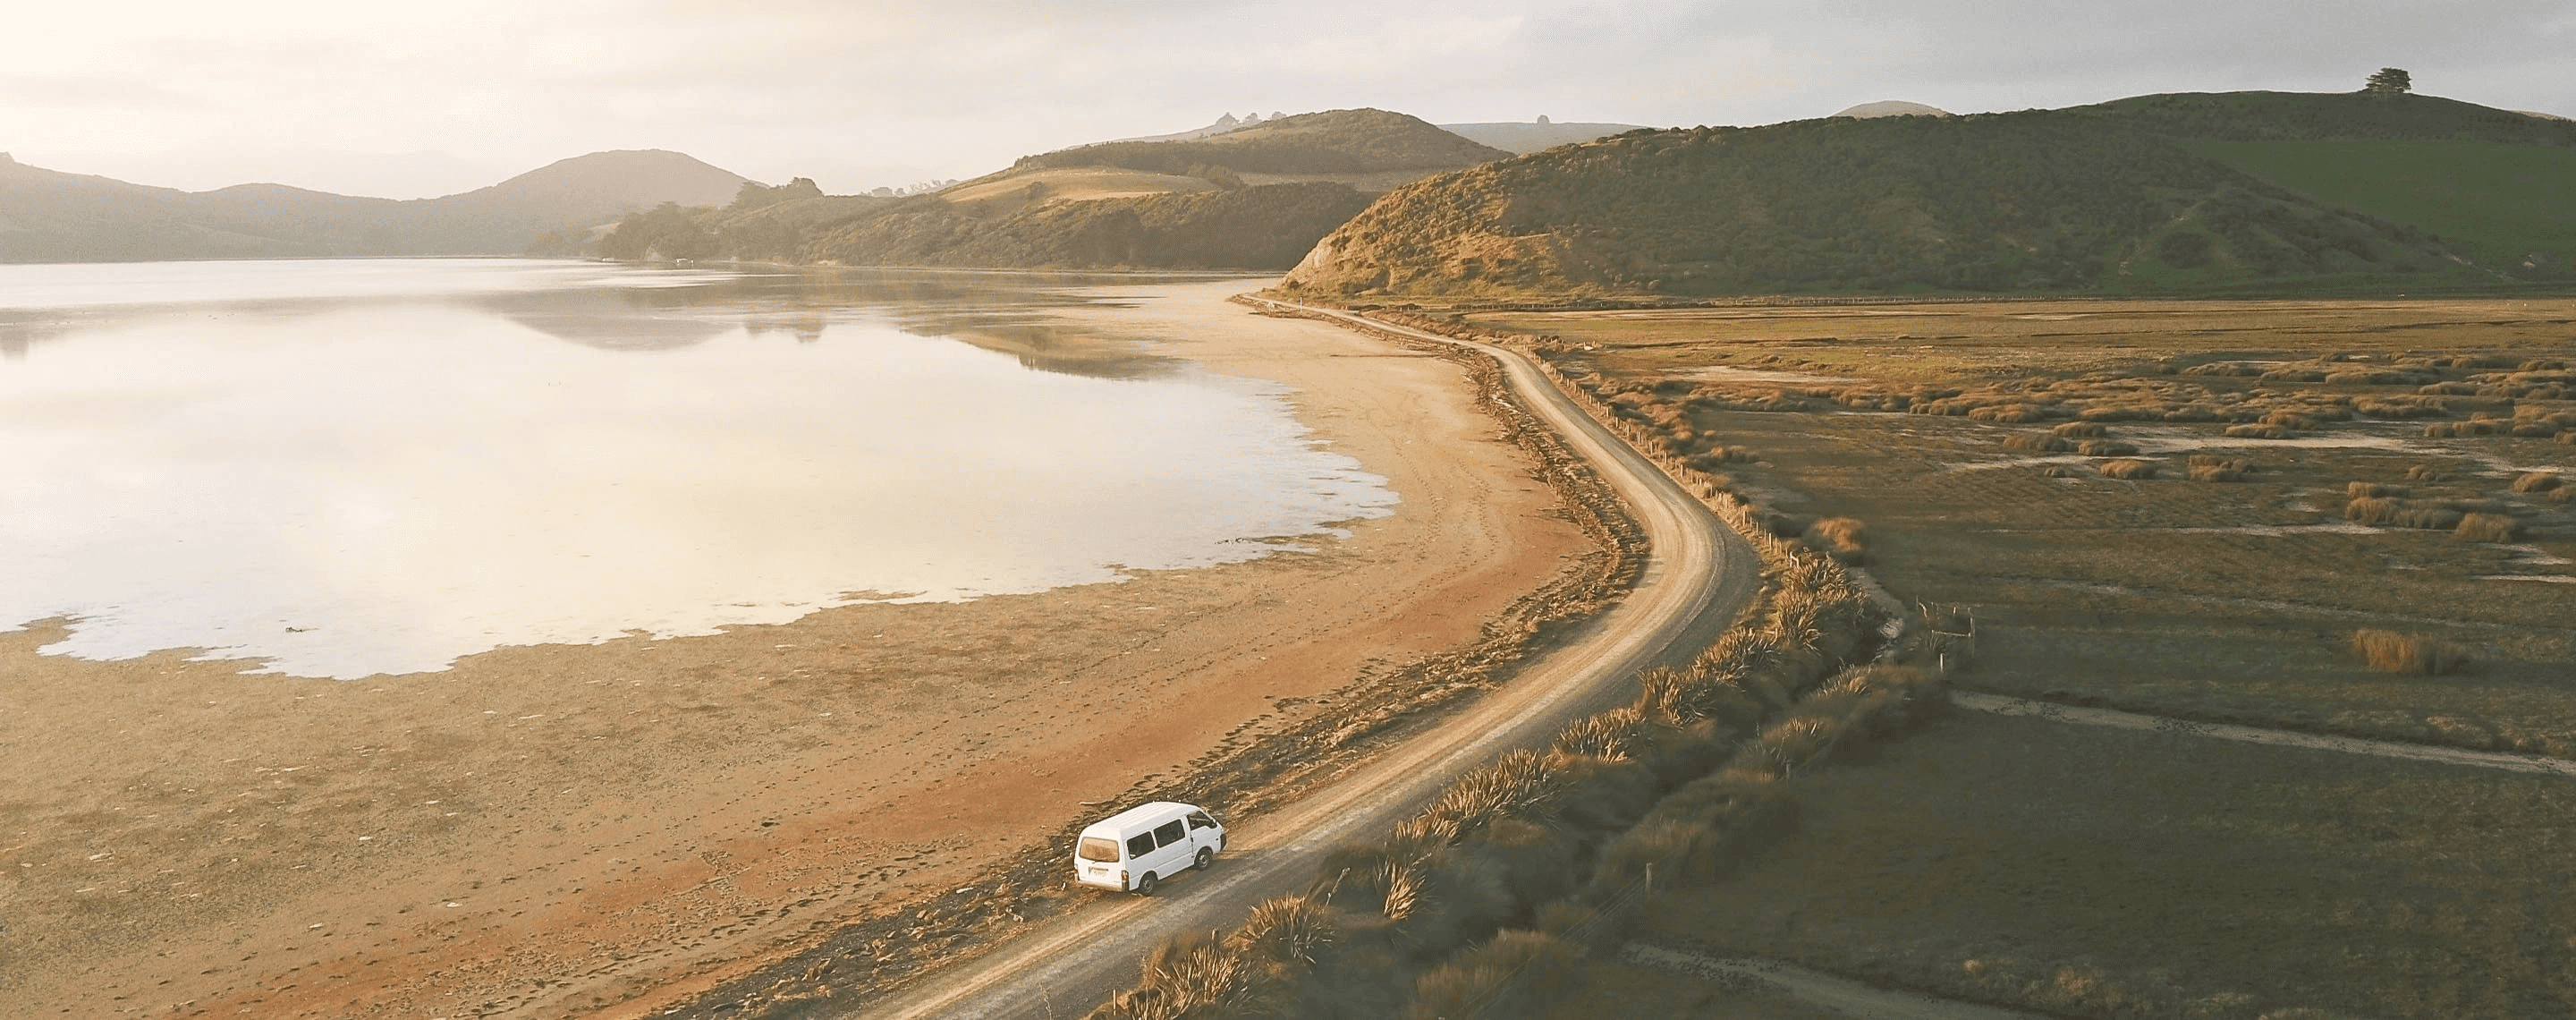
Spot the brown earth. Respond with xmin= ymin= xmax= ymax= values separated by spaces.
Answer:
xmin=0 ymin=280 xmax=1593 ymax=1018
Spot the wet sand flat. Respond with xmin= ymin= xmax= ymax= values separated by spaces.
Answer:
xmin=0 ymin=279 xmax=1591 ymax=1017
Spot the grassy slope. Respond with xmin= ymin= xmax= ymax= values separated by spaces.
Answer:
xmin=1641 ymin=710 xmax=2576 ymax=1019
xmin=1281 ymin=91 xmax=2576 ymax=299
xmin=776 ymin=110 xmax=1506 ymax=270
xmin=1016 ymin=107 xmax=1512 ymax=176
xmin=2191 ymin=140 xmax=2576 ymax=276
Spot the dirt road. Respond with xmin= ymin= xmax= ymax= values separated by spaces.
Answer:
xmin=851 ymin=300 xmax=1761 ymax=1018
xmin=0 ymin=280 xmax=1601 ymax=1019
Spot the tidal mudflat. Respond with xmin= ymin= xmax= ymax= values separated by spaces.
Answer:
xmin=3 ymin=260 xmax=1394 ymax=677
xmin=0 ymin=269 xmax=1593 ymax=1017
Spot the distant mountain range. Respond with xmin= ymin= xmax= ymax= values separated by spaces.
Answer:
xmin=0 ymin=149 xmax=745 ymax=263
xmin=1282 ymin=90 xmax=2576 ymax=298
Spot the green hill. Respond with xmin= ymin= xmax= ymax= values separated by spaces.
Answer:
xmin=1016 ymin=107 xmax=1511 ymax=176
xmin=1280 ymin=90 xmax=2576 ymax=299
xmin=604 ymin=109 xmax=1500 ymax=271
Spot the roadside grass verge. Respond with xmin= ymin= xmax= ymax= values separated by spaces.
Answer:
xmin=1089 ymin=311 xmax=1949 ymax=1020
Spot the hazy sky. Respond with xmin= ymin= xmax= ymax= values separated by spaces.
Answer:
xmin=6 ymin=0 xmax=2570 ymax=200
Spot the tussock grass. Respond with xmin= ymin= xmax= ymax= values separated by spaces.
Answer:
xmin=2097 ymin=458 xmax=2157 ymax=480
xmin=1801 ymin=517 xmax=1868 ymax=565
xmin=2343 ymin=496 xmax=2398 ymax=524
xmin=2039 ymin=464 xmax=2079 ymax=479
xmin=2510 ymin=472 xmax=2562 ymax=493
xmin=2224 ymin=423 xmax=2291 ymax=439
xmin=2454 ymin=512 xmax=2522 ymax=542
xmin=1402 ymin=931 xmax=1580 ymax=1020
xmin=2398 ymin=506 xmax=2467 ymax=529
xmin=2347 ymin=480 xmax=2405 ymax=498
xmin=1966 ymin=404 xmax=2050 ymax=423
xmin=2351 ymin=629 xmax=2469 ymax=674
xmin=2002 ymin=433 xmax=2074 ymax=453
xmin=2190 ymin=464 xmax=2245 ymax=482
xmin=2190 ymin=455 xmax=2255 ymax=473
xmin=2050 ymin=421 xmax=2108 ymax=438
xmin=1685 ymin=446 xmax=1760 ymax=472
xmin=2355 ymin=395 xmax=2452 ymax=419
xmin=2345 ymin=497 xmax=2466 ymax=530
xmin=2560 ymin=430 xmax=2575 ymax=445
xmin=2075 ymin=438 xmax=2140 ymax=456
xmin=2406 ymin=463 xmax=2445 ymax=481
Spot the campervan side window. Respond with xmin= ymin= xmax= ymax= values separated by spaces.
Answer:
xmin=1153 ymin=820 xmax=1186 ymax=847
xmin=1125 ymin=833 xmax=1155 ymax=858
xmin=1079 ymin=837 xmax=1121 ymax=863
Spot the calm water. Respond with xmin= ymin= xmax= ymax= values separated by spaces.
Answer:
xmin=0 ymin=259 xmax=1394 ymax=677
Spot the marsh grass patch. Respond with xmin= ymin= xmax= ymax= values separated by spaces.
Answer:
xmin=2351 ymin=628 xmax=2470 ymax=674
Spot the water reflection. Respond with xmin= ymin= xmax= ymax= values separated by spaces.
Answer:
xmin=0 ymin=260 xmax=1391 ymax=678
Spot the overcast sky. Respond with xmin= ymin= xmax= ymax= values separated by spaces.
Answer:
xmin=6 ymin=0 xmax=2570 ymax=200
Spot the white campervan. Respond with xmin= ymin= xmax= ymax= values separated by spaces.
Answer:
xmin=1072 ymin=801 xmax=1225 ymax=895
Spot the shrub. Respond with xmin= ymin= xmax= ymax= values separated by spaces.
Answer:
xmin=1688 ymin=446 xmax=1759 ymax=470
xmin=2455 ymin=512 xmax=2521 ymax=541
xmin=2394 ymin=506 xmax=2465 ymax=529
xmin=2351 ymin=629 xmax=2468 ymax=674
xmin=1968 ymin=404 xmax=2048 ymax=423
xmin=2511 ymin=472 xmax=2562 ymax=493
xmin=1402 ymin=930 xmax=1580 ymax=1020
xmin=2076 ymin=439 xmax=2139 ymax=456
xmin=2097 ymin=459 xmax=2157 ymax=480
xmin=2002 ymin=433 xmax=2074 ymax=453
xmin=2343 ymin=496 xmax=2398 ymax=524
xmin=1802 ymin=517 xmax=1868 ymax=564
xmin=2051 ymin=421 xmax=2108 ymax=438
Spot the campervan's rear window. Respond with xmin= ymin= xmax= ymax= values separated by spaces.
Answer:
xmin=1078 ymin=837 xmax=1122 ymax=863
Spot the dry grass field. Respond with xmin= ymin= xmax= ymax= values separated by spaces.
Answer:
xmin=1477 ymin=298 xmax=2576 ymax=755
xmin=1624 ymin=710 xmax=2576 ymax=1019
xmin=1434 ymin=296 xmax=2576 ymax=1017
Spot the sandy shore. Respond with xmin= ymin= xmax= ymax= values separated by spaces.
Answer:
xmin=0 ymin=279 xmax=1591 ymax=1018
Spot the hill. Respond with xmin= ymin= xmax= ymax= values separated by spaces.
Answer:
xmin=601 ymin=109 xmax=1504 ymax=271
xmin=0 ymin=149 xmax=748 ymax=262
xmin=1015 ymin=108 xmax=1510 ymax=178
xmin=1280 ymin=90 xmax=2576 ymax=299
xmin=1832 ymin=100 xmax=1953 ymax=119
xmin=1439 ymin=121 xmax=1651 ymax=155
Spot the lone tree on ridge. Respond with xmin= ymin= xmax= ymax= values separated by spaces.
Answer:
xmin=2364 ymin=67 xmax=2412 ymax=94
